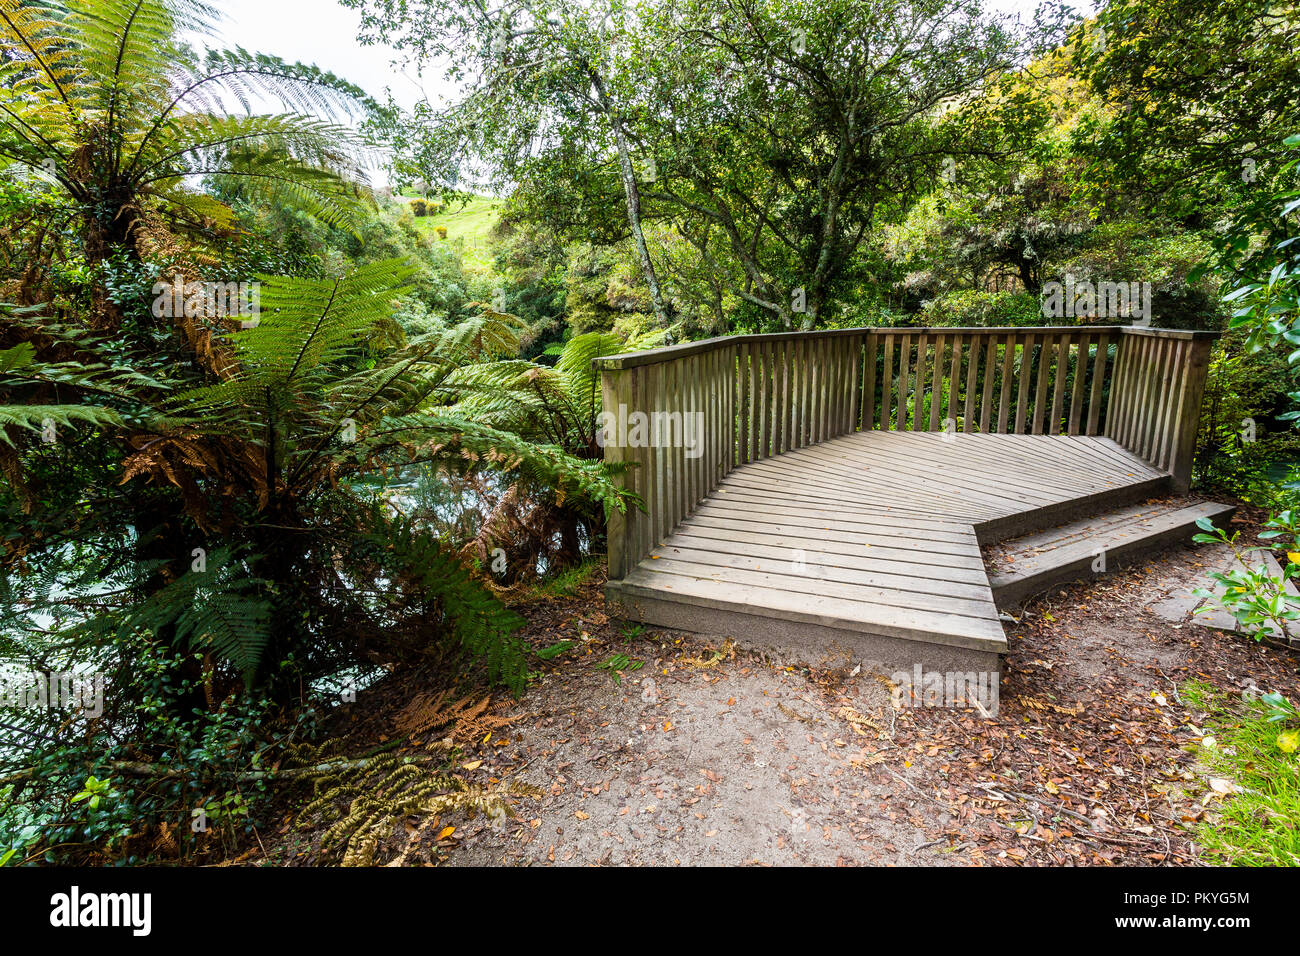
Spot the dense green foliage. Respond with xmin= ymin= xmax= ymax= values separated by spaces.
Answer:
xmin=1 ymin=0 xmax=1298 ymax=865
xmin=0 ymin=0 xmax=630 ymax=865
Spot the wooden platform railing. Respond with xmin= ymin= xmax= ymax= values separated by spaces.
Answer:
xmin=596 ymin=325 xmax=1217 ymax=578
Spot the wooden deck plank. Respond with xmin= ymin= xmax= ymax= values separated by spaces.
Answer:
xmin=820 ymin=435 xmax=1076 ymax=506
xmin=710 ymin=482 xmax=967 ymax=529
xmin=672 ymin=520 xmax=989 ymax=571
xmin=637 ymin=556 xmax=996 ymax=620
xmin=682 ymin=512 xmax=983 ymax=558
xmin=688 ymin=500 xmax=979 ymax=545
xmin=660 ymin=528 xmax=993 ymax=584
xmin=612 ymin=429 xmax=1168 ymax=665
xmin=644 ymin=547 xmax=995 ymax=606
xmin=730 ymin=441 xmax=1011 ymax=510
xmin=740 ymin=443 xmax=1017 ymax=515
xmin=833 ymin=431 xmax=1135 ymax=501
xmin=620 ymin=567 xmax=1006 ymax=644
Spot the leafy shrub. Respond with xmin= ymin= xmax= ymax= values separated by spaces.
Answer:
xmin=1193 ymin=511 xmax=1300 ymax=642
xmin=920 ymin=289 xmax=1041 ymax=327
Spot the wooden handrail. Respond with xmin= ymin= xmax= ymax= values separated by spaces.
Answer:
xmin=597 ymin=325 xmax=1217 ymax=577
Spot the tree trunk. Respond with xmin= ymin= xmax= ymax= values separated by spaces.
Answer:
xmin=588 ymin=69 xmax=670 ymax=327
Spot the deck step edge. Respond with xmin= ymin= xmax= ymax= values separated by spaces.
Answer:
xmin=987 ymin=501 xmax=1236 ymax=608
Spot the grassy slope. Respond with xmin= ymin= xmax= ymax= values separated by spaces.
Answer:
xmin=407 ymin=195 xmax=504 ymax=273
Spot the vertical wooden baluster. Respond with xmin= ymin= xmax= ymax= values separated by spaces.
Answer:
xmin=630 ymin=366 xmax=646 ymax=564
xmin=743 ymin=343 xmax=754 ymax=465
xmin=897 ymin=334 xmax=912 ymax=430
xmin=841 ymin=335 xmax=853 ymax=436
xmin=832 ymin=335 xmax=841 ymax=437
xmin=862 ymin=334 xmax=878 ymax=431
xmin=1086 ymin=332 xmax=1110 ymax=436
xmin=716 ymin=347 xmax=726 ymax=480
xmin=911 ymin=334 xmax=927 ymax=431
xmin=767 ymin=339 xmax=779 ymax=454
xmin=1032 ymin=333 xmax=1054 ymax=435
xmin=742 ymin=342 xmax=753 ymax=460
xmin=668 ymin=359 xmax=678 ymax=529
xmin=824 ymin=335 xmax=835 ymax=440
xmin=726 ymin=344 xmax=736 ymax=472
xmin=690 ymin=353 xmax=703 ymax=509
xmin=752 ymin=341 xmax=763 ymax=461
xmin=1167 ymin=337 xmax=1213 ymax=491
xmin=1139 ymin=335 xmax=1164 ymax=459
xmin=764 ymin=339 xmax=775 ymax=455
xmin=998 ymin=334 xmax=1015 ymax=433
xmin=812 ymin=336 xmax=825 ymax=443
xmin=1136 ymin=334 xmax=1159 ymax=452
xmin=798 ymin=336 xmax=809 ymax=446
xmin=929 ymin=333 xmax=946 ymax=431
xmin=1152 ymin=338 xmax=1183 ymax=470
xmin=1067 ymin=334 xmax=1087 ymax=436
xmin=1014 ymin=333 xmax=1035 ymax=434
xmin=775 ymin=338 xmax=786 ymax=452
xmin=961 ymin=334 xmax=977 ymax=432
xmin=1112 ymin=333 xmax=1133 ymax=446
xmin=721 ymin=346 xmax=731 ymax=476
xmin=720 ymin=346 xmax=728 ymax=476
xmin=650 ymin=361 xmax=664 ymax=545
xmin=802 ymin=338 xmax=815 ymax=446
xmin=673 ymin=358 xmax=685 ymax=517
xmin=774 ymin=338 xmax=786 ymax=452
xmin=1105 ymin=333 xmax=1131 ymax=442
xmin=1149 ymin=338 xmax=1180 ymax=465
xmin=1049 ymin=334 xmax=1069 ymax=435
xmin=601 ymin=366 xmax=626 ymax=579
xmin=1127 ymin=333 xmax=1154 ymax=451
xmin=755 ymin=341 xmax=765 ymax=459
xmin=700 ymin=348 xmax=712 ymax=493
xmin=701 ymin=349 xmax=711 ymax=494
xmin=848 ymin=335 xmax=858 ymax=433
xmin=880 ymin=334 xmax=894 ymax=430
xmin=1162 ymin=339 xmax=1187 ymax=468
xmin=670 ymin=357 xmax=683 ymax=531
xmin=980 ymin=335 xmax=997 ymax=433
xmin=759 ymin=340 xmax=764 ymax=460
xmin=1131 ymin=334 xmax=1158 ymax=454
xmin=948 ymin=334 xmax=962 ymax=430
xmin=779 ymin=338 xmax=789 ymax=449
xmin=802 ymin=337 xmax=813 ymax=446
xmin=763 ymin=339 xmax=774 ymax=456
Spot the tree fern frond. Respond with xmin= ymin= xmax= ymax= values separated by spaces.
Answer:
xmin=0 ymin=404 xmax=124 ymax=445
xmin=365 ymin=515 xmax=528 ymax=692
xmin=126 ymin=545 xmax=271 ymax=678
xmin=363 ymin=411 xmax=632 ymax=512
xmin=172 ymin=258 xmax=419 ymax=414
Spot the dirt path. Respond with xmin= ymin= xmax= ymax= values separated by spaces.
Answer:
xmin=445 ymin=535 xmax=1300 ymax=866
xmin=448 ymin=637 xmax=947 ymax=866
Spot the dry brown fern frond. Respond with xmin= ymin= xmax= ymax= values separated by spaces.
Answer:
xmin=394 ymin=691 xmax=515 ymax=745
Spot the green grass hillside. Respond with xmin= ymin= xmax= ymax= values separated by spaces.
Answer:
xmin=406 ymin=194 xmax=503 ymax=271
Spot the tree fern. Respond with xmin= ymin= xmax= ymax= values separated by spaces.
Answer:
xmin=366 ymin=515 xmax=528 ymax=693
xmin=0 ymin=0 xmax=377 ymax=252
xmin=125 ymin=547 xmax=272 ymax=679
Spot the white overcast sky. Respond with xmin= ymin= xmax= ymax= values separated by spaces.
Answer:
xmin=210 ymin=0 xmax=1097 ymax=114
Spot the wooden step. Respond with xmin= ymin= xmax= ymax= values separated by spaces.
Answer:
xmin=972 ymin=472 xmax=1174 ymax=545
xmin=985 ymin=499 xmax=1237 ymax=607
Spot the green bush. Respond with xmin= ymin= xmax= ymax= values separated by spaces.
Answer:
xmin=920 ymin=289 xmax=1042 ymax=327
